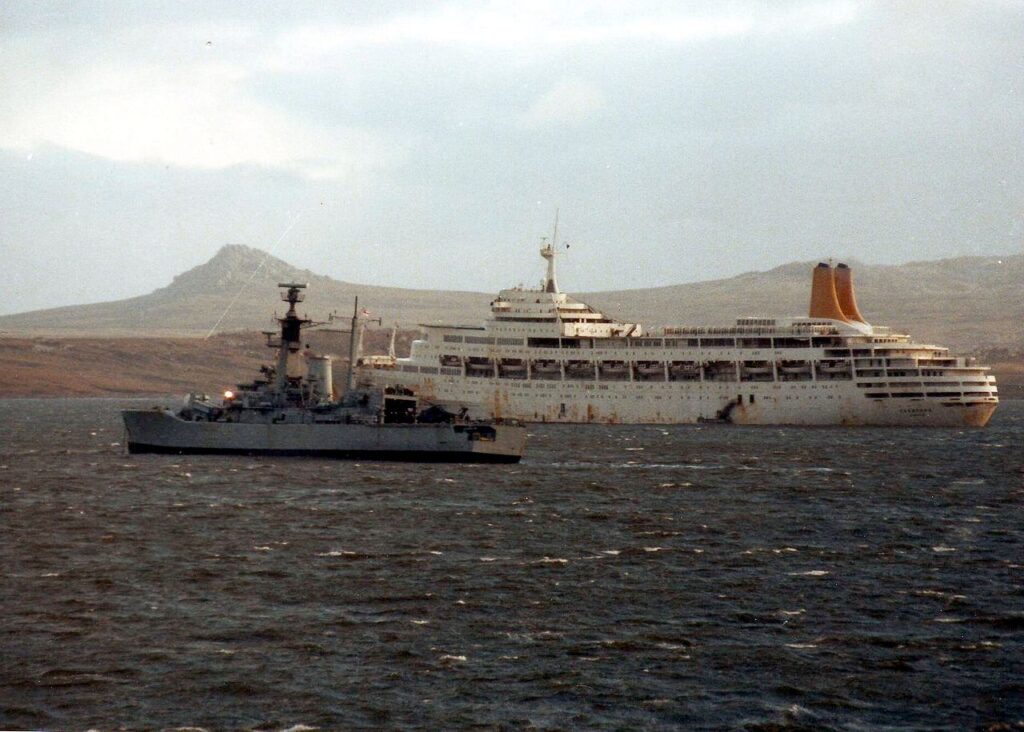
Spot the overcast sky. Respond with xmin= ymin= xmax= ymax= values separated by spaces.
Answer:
xmin=1 ymin=1 xmax=1022 ymax=315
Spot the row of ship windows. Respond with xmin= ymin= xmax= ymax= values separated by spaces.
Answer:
xmin=395 ymin=363 xmax=984 ymax=385
xmin=439 ymin=334 xmax=940 ymax=357
xmin=865 ymin=392 xmax=993 ymax=399
xmin=443 ymin=335 xmax=849 ymax=348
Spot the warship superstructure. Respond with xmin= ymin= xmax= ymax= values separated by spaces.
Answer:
xmin=122 ymin=284 xmax=527 ymax=462
xmin=357 ymin=245 xmax=998 ymax=426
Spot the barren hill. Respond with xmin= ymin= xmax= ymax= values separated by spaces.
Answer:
xmin=583 ymin=255 xmax=1024 ymax=352
xmin=0 ymin=245 xmax=490 ymax=337
xmin=1 ymin=245 xmax=1021 ymax=352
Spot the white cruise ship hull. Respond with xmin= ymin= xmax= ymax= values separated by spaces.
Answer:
xmin=363 ymin=374 xmax=996 ymax=427
xmin=123 ymin=410 xmax=527 ymax=462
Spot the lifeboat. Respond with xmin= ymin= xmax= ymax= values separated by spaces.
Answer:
xmin=531 ymin=360 xmax=562 ymax=379
xmin=740 ymin=361 xmax=774 ymax=382
xmin=498 ymin=359 xmax=527 ymax=379
xmin=465 ymin=357 xmax=494 ymax=377
xmin=598 ymin=361 xmax=630 ymax=380
xmin=565 ymin=360 xmax=596 ymax=380
xmin=776 ymin=360 xmax=813 ymax=381
xmin=634 ymin=361 xmax=665 ymax=381
xmin=668 ymin=361 xmax=701 ymax=381
xmin=703 ymin=361 xmax=737 ymax=382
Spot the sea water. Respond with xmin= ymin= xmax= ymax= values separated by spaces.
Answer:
xmin=1 ymin=398 xmax=1022 ymax=730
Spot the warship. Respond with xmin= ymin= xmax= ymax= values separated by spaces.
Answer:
xmin=122 ymin=283 xmax=527 ymax=462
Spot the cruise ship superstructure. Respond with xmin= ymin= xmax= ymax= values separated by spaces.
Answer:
xmin=357 ymin=244 xmax=998 ymax=426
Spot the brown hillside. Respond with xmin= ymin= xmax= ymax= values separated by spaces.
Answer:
xmin=0 ymin=245 xmax=490 ymax=337
xmin=0 ymin=245 xmax=1020 ymax=353
xmin=0 ymin=329 xmax=408 ymax=398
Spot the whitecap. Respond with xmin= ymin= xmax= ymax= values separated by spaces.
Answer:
xmin=280 ymin=725 xmax=319 ymax=732
xmin=789 ymin=570 xmax=830 ymax=576
xmin=602 ymin=550 xmax=621 ymax=555
xmin=780 ymin=609 xmax=805 ymax=616
xmin=479 ymin=556 xmax=498 ymax=562
xmin=439 ymin=654 xmax=467 ymax=663
xmin=932 ymin=546 xmax=957 ymax=553
xmin=785 ymin=643 xmax=818 ymax=649
xmin=410 ymin=619 xmax=430 ymax=625
xmin=643 ymin=547 xmax=663 ymax=552
xmin=535 ymin=557 xmax=569 ymax=564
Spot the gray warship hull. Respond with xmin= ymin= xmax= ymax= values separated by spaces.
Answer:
xmin=123 ymin=410 xmax=526 ymax=463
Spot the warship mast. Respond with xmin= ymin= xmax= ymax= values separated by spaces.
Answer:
xmin=271 ymin=283 xmax=310 ymax=402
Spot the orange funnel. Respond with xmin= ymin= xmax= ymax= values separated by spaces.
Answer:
xmin=808 ymin=263 xmax=850 ymax=321
xmin=834 ymin=263 xmax=866 ymax=323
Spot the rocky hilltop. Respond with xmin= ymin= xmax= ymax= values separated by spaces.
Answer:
xmin=1 ymin=245 xmax=1021 ymax=352
xmin=0 ymin=245 xmax=489 ymax=337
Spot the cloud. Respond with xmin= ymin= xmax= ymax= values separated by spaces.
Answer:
xmin=265 ymin=2 xmax=862 ymax=71
xmin=0 ymin=3 xmax=864 ymax=176
xmin=520 ymin=78 xmax=605 ymax=129
xmin=0 ymin=40 xmax=405 ymax=180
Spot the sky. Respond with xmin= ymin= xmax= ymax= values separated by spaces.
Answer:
xmin=1 ymin=0 xmax=1022 ymax=315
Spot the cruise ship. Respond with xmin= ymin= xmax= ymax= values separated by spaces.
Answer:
xmin=357 ymin=244 xmax=998 ymax=426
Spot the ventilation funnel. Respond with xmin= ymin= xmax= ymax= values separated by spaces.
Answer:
xmin=808 ymin=263 xmax=850 ymax=321
xmin=833 ymin=263 xmax=866 ymax=323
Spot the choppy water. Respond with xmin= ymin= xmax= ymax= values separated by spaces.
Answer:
xmin=1 ymin=398 xmax=1022 ymax=731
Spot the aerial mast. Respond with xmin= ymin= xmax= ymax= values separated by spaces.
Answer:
xmin=540 ymin=208 xmax=560 ymax=294
xmin=272 ymin=283 xmax=309 ymax=400
xmin=345 ymin=296 xmax=360 ymax=394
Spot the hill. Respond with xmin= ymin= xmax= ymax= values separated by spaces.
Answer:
xmin=0 ymin=328 xmax=404 ymax=398
xmin=1 ymin=245 xmax=1021 ymax=353
xmin=0 ymin=245 xmax=490 ymax=337
xmin=582 ymin=255 xmax=1024 ymax=352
